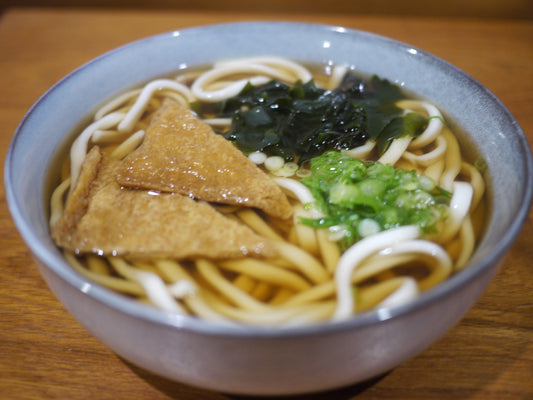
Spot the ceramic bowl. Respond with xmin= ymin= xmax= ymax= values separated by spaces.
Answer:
xmin=5 ymin=22 xmax=533 ymax=395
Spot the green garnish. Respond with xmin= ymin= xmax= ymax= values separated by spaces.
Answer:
xmin=211 ymin=75 xmax=428 ymax=162
xmin=300 ymin=151 xmax=451 ymax=249
xmin=474 ymin=157 xmax=488 ymax=172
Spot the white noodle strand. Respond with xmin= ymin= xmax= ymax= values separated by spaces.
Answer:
xmin=440 ymin=181 xmax=474 ymax=243
xmin=403 ymin=135 xmax=447 ymax=167
xmin=344 ymin=140 xmax=376 ymax=160
xmin=192 ymin=67 xmax=272 ymax=102
xmin=328 ymin=64 xmax=349 ymax=90
xmin=378 ymin=136 xmax=412 ymax=165
xmin=202 ymin=117 xmax=232 ymax=127
xmin=192 ymin=56 xmax=312 ymax=102
xmin=408 ymin=102 xmax=444 ymax=149
xmin=381 ymin=239 xmax=453 ymax=289
xmin=215 ymin=56 xmax=313 ymax=82
xmin=49 ymin=177 xmax=71 ymax=227
xmin=167 ymin=280 xmax=197 ymax=298
xmin=377 ymin=277 xmax=419 ymax=308
xmin=274 ymin=178 xmax=315 ymax=205
xmin=70 ymin=112 xmax=126 ymax=189
xmin=94 ymin=88 xmax=142 ymax=120
xmin=117 ymin=79 xmax=194 ymax=132
xmin=110 ymin=129 xmax=145 ymax=160
xmin=109 ymin=258 xmax=187 ymax=314
xmin=332 ymin=226 xmax=420 ymax=321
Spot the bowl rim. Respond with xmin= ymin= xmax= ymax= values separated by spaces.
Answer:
xmin=5 ymin=21 xmax=533 ymax=339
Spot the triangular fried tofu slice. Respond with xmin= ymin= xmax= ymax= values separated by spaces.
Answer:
xmin=51 ymin=146 xmax=275 ymax=260
xmin=116 ymin=99 xmax=292 ymax=219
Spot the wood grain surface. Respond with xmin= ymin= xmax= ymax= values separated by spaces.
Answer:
xmin=0 ymin=7 xmax=532 ymax=400
xmin=1 ymin=0 xmax=533 ymax=20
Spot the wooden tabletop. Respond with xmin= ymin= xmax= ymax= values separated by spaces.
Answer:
xmin=1 ymin=7 xmax=532 ymax=400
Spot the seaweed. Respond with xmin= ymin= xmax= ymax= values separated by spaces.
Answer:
xmin=209 ymin=75 xmax=427 ymax=162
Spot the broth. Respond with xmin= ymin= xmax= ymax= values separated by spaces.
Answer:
xmin=48 ymin=57 xmax=486 ymax=325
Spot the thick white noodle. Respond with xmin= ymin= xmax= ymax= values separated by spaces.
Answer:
xmin=378 ymin=136 xmax=412 ymax=165
xmin=332 ymin=225 xmax=420 ymax=321
xmin=49 ymin=177 xmax=71 ymax=227
xmin=215 ymin=56 xmax=313 ymax=82
xmin=273 ymin=177 xmax=316 ymax=206
xmin=117 ymin=79 xmax=194 ymax=132
xmin=91 ymin=129 xmax=130 ymax=144
xmin=191 ymin=65 xmax=275 ymax=102
xmin=440 ymin=181 xmax=474 ymax=243
xmin=377 ymin=277 xmax=419 ymax=308
xmin=460 ymin=161 xmax=485 ymax=210
xmin=327 ymin=64 xmax=349 ymax=90
xmin=110 ymin=129 xmax=145 ymax=160
xmin=380 ymin=239 xmax=453 ymax=289
xmin=439 ymin=130 xmax=461 ymax=192
xmin=94 ymin=88 xmax=142 ymax=120
xmin=136 ymin=271 xmax=188 ymax=313
xmin=408 ymin=102 xmax=444 ymax=149
xmin=70 ymin=112 xmax=126 ymax=189
xmin=167 ymin=280 xmax=197 ymax=298
xmin=454 ymin=216 xmax=475 ymax=271
xmin=192 ymin=56 xmax=313 ymax=102
xmin=344 ymin=140 xmax=376 ymax=159
xmin=403 ymin=135 xmax=448 ymax=167
xmin=202 ymin=117 xmax=232 ymax=128
xmin=424 ymin=159 xmax=445 ymax=183
xmin=109 ymin=258 xmax=187 ymax=314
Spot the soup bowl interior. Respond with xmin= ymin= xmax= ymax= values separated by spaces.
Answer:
xmin=5 ymin=22 xmax=533 ymax=395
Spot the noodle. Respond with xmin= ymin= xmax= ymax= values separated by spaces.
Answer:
xmin=110 ymin=129 xmax=145 ymax=160
xmin=49 ymin=56 xmax=486 ymax=326
xmin=219 ymin=259 xmax=312 ymax=291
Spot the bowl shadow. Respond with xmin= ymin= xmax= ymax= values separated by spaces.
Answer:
xmin=124 ymin=358 xmax=388 ymax=400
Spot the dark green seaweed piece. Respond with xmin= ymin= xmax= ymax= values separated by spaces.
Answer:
xmin=209 ymin=75 xmax=428 ymax=162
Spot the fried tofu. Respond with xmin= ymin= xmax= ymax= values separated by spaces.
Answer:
xmin=51 ymin=146 xmax=275 ymax=260
xmin=116 ymin=99 xmax=293 ymax=219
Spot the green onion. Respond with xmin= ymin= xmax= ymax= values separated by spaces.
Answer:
xmin=474 ymin=157 xmax=488 ymax=172
xmin=299 ymin=151 xmax=451 ymax=249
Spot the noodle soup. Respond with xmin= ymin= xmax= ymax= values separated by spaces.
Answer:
xmin=49 ymin=57 xmax=486 ymax=326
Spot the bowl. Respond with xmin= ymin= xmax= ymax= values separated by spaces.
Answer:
xmin=5 ymin=22 xmax=533 ymax=396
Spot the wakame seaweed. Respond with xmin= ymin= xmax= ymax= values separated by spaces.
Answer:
xmin=210 ymin=75 xmax=428 ymax=162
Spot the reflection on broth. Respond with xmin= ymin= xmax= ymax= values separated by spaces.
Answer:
xmin=49 ymin=56 xmax=486 ymax=326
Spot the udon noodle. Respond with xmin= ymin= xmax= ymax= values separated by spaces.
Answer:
xmin=49 ymin=56 xmax=486 ymax=326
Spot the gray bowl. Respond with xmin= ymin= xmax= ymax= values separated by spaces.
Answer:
xmin=5 ymin=22 xmax=533 ymax=395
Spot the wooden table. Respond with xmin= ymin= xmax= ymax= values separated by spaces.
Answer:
xmin=1 ymin=7 xmax=532 ymax=400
